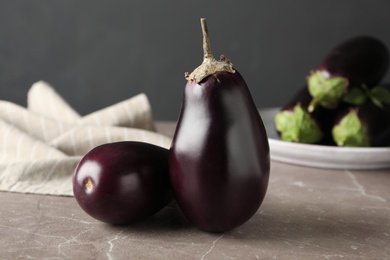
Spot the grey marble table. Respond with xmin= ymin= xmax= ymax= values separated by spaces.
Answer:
xmin=1 ymin=122 xmax=389 ymax=260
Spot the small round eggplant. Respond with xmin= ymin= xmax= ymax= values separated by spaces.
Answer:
xmin=332 ymin=103 xmax=390 ymax=147
xmin=275 ymin=87 xmax=324 ymax=144
xmin=307 ymin=36 xmax=389 ymax=111
xmin=275 ymin=86 xmax=341 ymax=145
xmin=170 ymin=18 xmax=270 ymax=233
xmin=73 ymin=141 xmax=173 ymax=225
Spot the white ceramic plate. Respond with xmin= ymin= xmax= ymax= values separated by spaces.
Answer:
xmin=259 ymin=107 xmax=390 ymax=170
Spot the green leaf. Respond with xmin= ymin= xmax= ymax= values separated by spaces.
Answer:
xmin=343 ymin=88 xmax=367 ymax=105
xmin=369 ymin=86 xmax=390 ymax=105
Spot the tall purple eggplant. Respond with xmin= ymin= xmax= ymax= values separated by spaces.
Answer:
xmin=169 ymin=18 xmax=270 ymax=233
xmin=307 ymin=36 xmax=389 ymax=111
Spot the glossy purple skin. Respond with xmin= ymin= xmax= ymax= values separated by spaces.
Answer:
xmin=316 ymin=36 xmax=389 ymax=87
xmin=169 ymin=70 xmax=270 ymax=233
xmin=73 ymin=141 xmax=173 ymax=225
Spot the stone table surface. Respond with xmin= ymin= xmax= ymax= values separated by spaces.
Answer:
xmin=1 ymin=122 xmax=389 ymax=260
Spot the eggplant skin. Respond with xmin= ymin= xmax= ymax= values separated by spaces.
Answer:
xmin=317 ymin=36 xmax=389 ymax=87
xmin=170 ymin=71 xmax=270 ymax=233
xmin=354 ymin=104 xmax=390 ymax=147
xmin=73 ymin=142 xmax=173 ymax=225
xmin=282 ymin=86 xmax=312 ymax=109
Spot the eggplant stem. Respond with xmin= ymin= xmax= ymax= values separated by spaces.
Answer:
xmin=185 ymin=18 xmax=235 ymax=83
xmin=308 ymin=98 xmax=317 ymax=113
xmin=200 ymin=18 xmax=215 ymax=61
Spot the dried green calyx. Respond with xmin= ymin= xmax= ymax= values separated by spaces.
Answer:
xmin=185 ymin=18 xmax=235 ymax=83
xmin=332 ymin=109 xmax=369 ymax=147
xmin=307 ymin=70 xmax=349 ymax=112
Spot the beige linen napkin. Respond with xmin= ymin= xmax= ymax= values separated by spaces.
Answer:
xmin=0 ymin=81 xmax=172 ymax=196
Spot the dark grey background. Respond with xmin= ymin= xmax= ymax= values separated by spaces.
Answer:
xmin=1 ymin=1 xmax=389 ymax=120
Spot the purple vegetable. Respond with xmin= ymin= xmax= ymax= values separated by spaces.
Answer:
xmin=275 ymin=86 xmax=323 ymax=144
xmin=307 ymin=36 xmax=389 ymax=111
xmin=275 ymin=86 xmax=341 ymax=145
xmin=73 ymin=141 xmax=173 ymax=225
xmin=169 ymin=18 xmax=270 ymax=233
xmin=332 ymin=103 xmax=390 ymax=147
